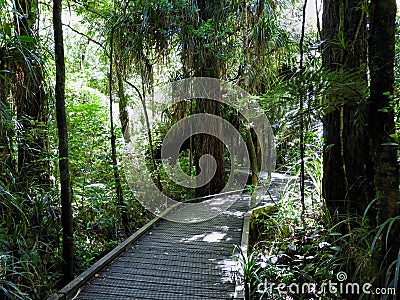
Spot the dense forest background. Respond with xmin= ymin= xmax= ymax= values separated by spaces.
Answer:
xmin=0 ymin=0 xmax=399 ymax=299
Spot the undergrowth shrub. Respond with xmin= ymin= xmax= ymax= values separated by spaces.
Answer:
xmin=241 ymin=151 xmax=399 ymax=300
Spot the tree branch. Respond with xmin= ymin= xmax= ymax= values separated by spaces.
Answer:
xmin=62 ymin=23 xmax=106 ymax=52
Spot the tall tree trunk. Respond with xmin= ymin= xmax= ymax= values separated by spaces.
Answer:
xmin=53 ymin=0 xmax=73 ymax=284
xmin=116 ymin=72 xmax=130 ymax=143
xmin=241 ymin=0 xmax=260 ymax=189
xmin=13 ymin=0 xmax=50 ymax=189
xmin=245 ymin=127 xmax=259 ymax=187
xmin=368 ymin=0 xmax=399 ymax=223
xmin=109 ymin=30 xmax=129 ymax=235
xmin=194 ymin=98 xmax=225 ymax=197
xmin=322 ymin=0 xmax=369 ymax=215
xmin=368 ymin=0 xmax=400 ymax=284
xmin=192 ymin=0 xmax=226 ymax=197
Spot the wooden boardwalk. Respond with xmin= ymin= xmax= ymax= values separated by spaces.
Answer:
xmin=49 ymin=174 xmax=287 ymax=300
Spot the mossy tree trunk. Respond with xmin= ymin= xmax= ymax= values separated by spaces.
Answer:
xmin=109 ymin=30 xmax=130 ymax=235
xmin=368 ymin=0 xmax=399 ymax=223
xmin=322 ymin=0 xmax=370 ymax=215
xmin=180 ymin=0 xmax=227 ymax=197
xmin=368 ymin=0 xmax=400 ymax=284
xmin=116 ymin=72 xmax=130 ymax=143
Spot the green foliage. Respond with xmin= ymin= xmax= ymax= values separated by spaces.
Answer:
xmin=0 ymin=2 xmax=150 ymax=296
xmin=64 ymin=74 xmax=149 ymax=272
xmin=233 ymin=245 xmax=261 ymax=298
xmin=260 ymin=68 xmax=367 ymax=170
xmin=240 ymin=143 xmax=339 ymax=299
xmin=0 ymin=0 xmax=398 ymax=298
xmin=0 ymin=182 xmax=62 ymax=299
xmin=245 ymin=157 xmax=399 ymax=299
xmin=247 ymin=185 xmax=342 ymax=298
